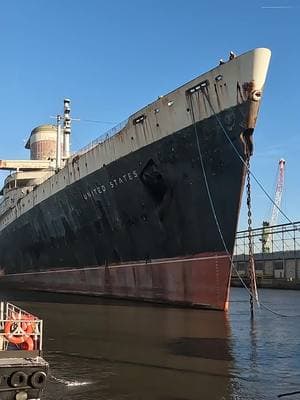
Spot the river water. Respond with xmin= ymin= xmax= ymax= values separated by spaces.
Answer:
xmin=2 ymin=288 xmax=300 ymax=400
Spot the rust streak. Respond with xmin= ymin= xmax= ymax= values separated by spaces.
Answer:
xmin=236 ymin=81 xmax=244 ymax=104
xmin=214 ymin=84 xmax=222 ymax=110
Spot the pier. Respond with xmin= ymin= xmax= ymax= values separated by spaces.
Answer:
xmin=233 ymin=221 xmax=300 ymax=288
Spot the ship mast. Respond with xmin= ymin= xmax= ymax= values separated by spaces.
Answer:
xmin=55 ymin=114 xmax=62 ymax=170
xmin=63 ymin=99 xmax=71 ymax=159
xmin=55 ymin=98 xmax=72 ymax=170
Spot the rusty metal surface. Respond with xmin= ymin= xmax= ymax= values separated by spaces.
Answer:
xmin=0 ymin=160 xmax=52 ymax=171
xmin=0 ymin=252 xmax=231 ymax=311
xmin=30 ymin=140 xmax=56 ymax=160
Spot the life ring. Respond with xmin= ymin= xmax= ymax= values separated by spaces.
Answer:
xmin=4 ymin=316 xmax=34 ymax=345
xmin=22 ymin=314 xmax=36 ymax=331
xmin=20 ymin=336 xmax=34 ymax=351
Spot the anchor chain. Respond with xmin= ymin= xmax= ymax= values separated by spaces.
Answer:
xmin=246 ymin=156 xmax=259 ymax=314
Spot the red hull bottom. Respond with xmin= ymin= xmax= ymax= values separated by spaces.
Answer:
xmin=1 ymin=252 xmax=232 ymax=310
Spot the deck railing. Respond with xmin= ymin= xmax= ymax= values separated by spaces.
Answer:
xmin=73 ymin=118 xmax=129 ymax=157
xmin=0 ymin=302 xmax=43 ymax=352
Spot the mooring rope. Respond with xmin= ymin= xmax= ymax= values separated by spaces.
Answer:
xmin=188 ymin=91 xmax=300 ymax=318
xmin=278 ymin=390 xmax=300 ymax=398
xmin=201 ymin=90 xmax=296 ymax=227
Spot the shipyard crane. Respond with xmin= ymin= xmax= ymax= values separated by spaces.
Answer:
xmin=261 ymin=159 xmax=286 ymax=253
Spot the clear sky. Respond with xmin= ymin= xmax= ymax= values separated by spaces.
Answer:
xmin=0 ymin=0 xmax=299 ymax=230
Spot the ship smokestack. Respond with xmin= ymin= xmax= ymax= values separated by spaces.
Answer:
xmin=63 ymin=98 xmax=71 ymax=159
xmin=25 ymin=125 xmax=57 ymax=161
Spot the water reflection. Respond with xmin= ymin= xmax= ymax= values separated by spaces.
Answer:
xmin=249 ymin=316 xmax=258 ymax=369
xmin=2 ymin=290 xmax=234 ymax=400
xmin=229 ymin=288 xmax=300 ymax=400
xmin=2 ymin=288 xmax=300 ymax=400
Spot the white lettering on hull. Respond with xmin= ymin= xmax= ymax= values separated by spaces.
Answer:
xmin=81 ymin=170 xmax=138 ymax=201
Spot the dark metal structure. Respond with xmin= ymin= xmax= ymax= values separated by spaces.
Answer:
xmin=0 ymin=302 xmax=48 ymax=400
xmin=233 ymin=221 xmax=300 ymax=285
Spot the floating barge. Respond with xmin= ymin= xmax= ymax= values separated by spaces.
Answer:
xmin=0 ymin=302 xmax=48 ymax=400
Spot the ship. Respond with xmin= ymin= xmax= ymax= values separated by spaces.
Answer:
xmin=0 ymin=48 xmax=271 ymax=310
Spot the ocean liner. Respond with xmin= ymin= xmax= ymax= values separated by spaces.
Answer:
xmin=0 ymin=48 xmax=271 ymax=310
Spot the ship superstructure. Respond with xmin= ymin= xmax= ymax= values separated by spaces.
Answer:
xmin=0 ymin=49 xmax=271 ymax=310
xmin=0 ymin=124 xmax=57 ymax=227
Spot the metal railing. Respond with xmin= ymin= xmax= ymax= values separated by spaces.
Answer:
xmin=233 ymin=221 xmax=300 ymax=279
xmin=73 ymin=118 xmax=129 ymax=157
xmin=0 ymin=302 xmax=43 ymax=352
xmin=234 ymin=221 xmax=300 ymax=258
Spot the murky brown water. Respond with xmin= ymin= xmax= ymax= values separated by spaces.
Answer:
xmin=2 ymin=288 xmax=300 ymax=400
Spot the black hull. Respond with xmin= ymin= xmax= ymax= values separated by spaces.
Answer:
xmin=0 ymin=102 xmax=248 ymax=273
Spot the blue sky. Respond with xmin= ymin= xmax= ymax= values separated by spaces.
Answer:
xmin=0 ymin=0 xmax=299 ymax=230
